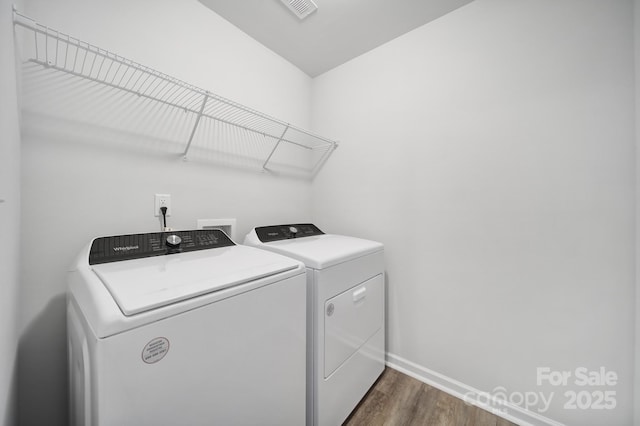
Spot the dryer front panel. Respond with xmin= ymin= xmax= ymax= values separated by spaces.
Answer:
xmin=324 ymin=273 xmax=384 ymax=378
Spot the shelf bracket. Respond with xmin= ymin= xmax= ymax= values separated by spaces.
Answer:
xmin=262 ymin=124 xmax=290 ymax=170
xmin=183 ymin=91 xmax=210 ymax=159
xmin=310 ymin=141 xmax=339 ymax=178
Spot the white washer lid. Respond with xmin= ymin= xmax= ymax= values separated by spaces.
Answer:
xmin=259 ymin=234 xmax=383 ymax=269
xmin=92 ymin=245 xmax=299 ymax=316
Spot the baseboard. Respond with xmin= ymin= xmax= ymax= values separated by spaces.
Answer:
xmin=385 ymin=353 xmax=565 ymax=426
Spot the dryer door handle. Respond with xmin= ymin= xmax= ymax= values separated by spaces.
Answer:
xmin=353 ymin=287 xmax=367 ymax=303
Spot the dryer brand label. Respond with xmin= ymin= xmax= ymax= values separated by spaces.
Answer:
xmin=142 ymin=337 xmax=170 ymax=364
xmin=113 ymin=245 xmax=139 ymax=252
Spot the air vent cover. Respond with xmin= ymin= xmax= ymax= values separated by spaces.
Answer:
xmin=280 ymin=0 xmax=318 ymax=20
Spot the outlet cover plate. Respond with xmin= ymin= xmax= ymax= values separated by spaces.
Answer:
xmin=154 ymin=194 xmax=171 ymax=217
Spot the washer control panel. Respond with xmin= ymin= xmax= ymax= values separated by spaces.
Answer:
xmin=255 ymin=223 xmax=324 ymax=243
xmin=89 ymin=229 xmax=234 ymax=265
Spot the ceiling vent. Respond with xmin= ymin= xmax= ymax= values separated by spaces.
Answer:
xmin=280 ymin=0 xmax=318 ymax=20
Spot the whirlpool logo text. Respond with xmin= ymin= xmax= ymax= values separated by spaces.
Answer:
xmin=113 ymin=245 xmax=140 ymax=252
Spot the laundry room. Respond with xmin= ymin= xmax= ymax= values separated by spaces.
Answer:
xmin=0 ymin=0 xmax=637 ymax=425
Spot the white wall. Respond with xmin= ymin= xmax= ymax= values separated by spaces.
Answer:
xmin=18 ymin=0 xmax=313 ymax=425
xmin=635 ymin=0 xmax=640 ymax=424
xmin=311 ymin=1 xmax=635 ymax=425
xmin=0 ymin=1 xmax=22 ymax=425
xmin=15 ymin=0 xmax=640 ymax=425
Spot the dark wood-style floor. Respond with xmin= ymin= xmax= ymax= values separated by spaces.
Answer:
xmin=344 ymin=368 xmax=518 ymax=426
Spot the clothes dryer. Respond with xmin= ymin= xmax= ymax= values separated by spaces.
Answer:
xmin=245 ymin=224 xmax=385 ymax=426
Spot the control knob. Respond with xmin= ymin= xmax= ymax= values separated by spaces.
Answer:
xmin=166 ymin=234 xmax=182 ymax=248
xmin=288 ymin=226 xmax=298 ymax=238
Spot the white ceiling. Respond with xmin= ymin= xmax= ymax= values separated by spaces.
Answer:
xmin=198 ymin=0 xmax=475 ymax=77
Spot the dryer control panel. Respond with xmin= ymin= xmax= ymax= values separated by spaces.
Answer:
xmin=89 ymin=229 xmax=235 ymax=265
xmin=255 ymin=223 xmax=324 ymax=243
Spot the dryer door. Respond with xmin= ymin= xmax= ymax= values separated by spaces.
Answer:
xmin=324 ymin=274 xmax=384 ymax=378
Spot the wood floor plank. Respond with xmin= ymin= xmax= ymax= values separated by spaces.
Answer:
xmin=376 ymin=367 xmax=402 ymax=396
xmin=381 ymin=369 xmax=423 ymax=425
xmin=343 ymin=388 xmax=389 ymax=426
xmin=411 ymin=384 xmax=440 ymax=425
xmin=344 ymin=368 xmax=518 ymax=426
xmin=466 ymin=405 xmax=499 ymax=426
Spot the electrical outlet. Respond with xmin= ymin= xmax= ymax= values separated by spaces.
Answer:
xmin=154 ymin=194 xmax=171 ymax=217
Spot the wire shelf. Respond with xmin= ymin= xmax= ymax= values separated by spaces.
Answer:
xmin=13 ymin=10 xmax=338 ymax=177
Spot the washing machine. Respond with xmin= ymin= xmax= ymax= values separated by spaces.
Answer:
xmin=67 ymin=228 xmax=307 ymax=426
xmin=244 ymin=223 xmax=385 ymax=426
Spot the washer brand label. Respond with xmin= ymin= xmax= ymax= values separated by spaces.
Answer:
xmin=142 ymin=337 xmax=170 ymax=364
xmin=113 ymin=245 xmax=139 ymax=252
